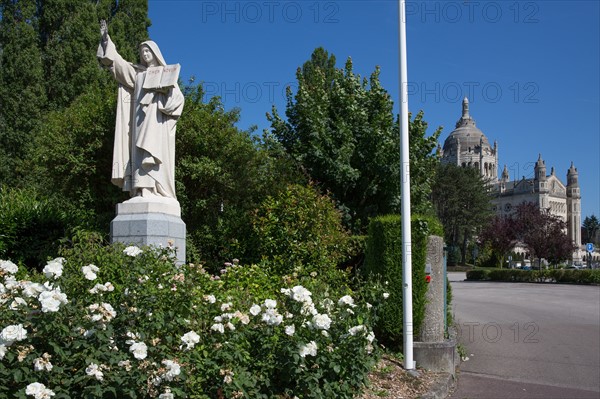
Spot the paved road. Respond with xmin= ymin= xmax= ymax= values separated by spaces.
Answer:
xmin=447 ymin=272 xmax=600 ymax=398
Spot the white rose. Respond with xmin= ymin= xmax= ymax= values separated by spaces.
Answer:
xmin=249 ymin=304 xmax=261 ymax=316
xmin=338 ymin=295 xmax=355 ymax=307
xmin=0 ymin=260 xmax=18 ymax=274
xmin=43 ymin=258 xmax=64 ymax=279
xmin=85 ymin=363 xmax=104 ymax=381
xmin=38 ymin=289 xmax=68 ymax=313
xmin=25 ymin=382 xmax=55 ymax=398
xmin=312 ymin=313 xmax=332 ymax=330
xmin=181 ymin=331 xmax=200 ymax=350
xmin=10 ymin=297 xmax=27 ymax=310
xmin=21 ymin=281 xmax=45 ymax=298
xmin=129 ymin=341 xmax=148 ymax=360
xmin=0 ymin=324 xmax=27 ymax=345
xmin=290 ymin=285 xmax=312 ymax=303
xmin=285 ymin=325 xmax=296 ymax=336
xmin=123 ymin=246 xmax=143 ymax=257
xmin=210 ymin=323 xmax=225 ymax=334
xmin=261 ymin=308 xmax=283 ymax=326
xmin=162 ymin=359 xmax=181 ymax=381
xmin=299 ymin=341 xmax=318 ymax=358
xmin=33 ymin=353 xmax=53 ymax=372
xmin=348 ymin=325 xmax=366 ymax=336
xmin=81 ymin=264 xmax=100 ymax=281
xmin=264 ymin=299 xmax=277 ymax=309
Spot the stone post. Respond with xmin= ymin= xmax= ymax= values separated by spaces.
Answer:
xmin=420 ymin=235 xmax=445 ymax=342
xmin=414 ymin=235 xmax=457 ymax=375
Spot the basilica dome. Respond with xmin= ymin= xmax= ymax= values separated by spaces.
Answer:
xmin=441 ymin=98 xmax=498 ymax=178
xmin=442 ymin=97 xmax=492 ymax=153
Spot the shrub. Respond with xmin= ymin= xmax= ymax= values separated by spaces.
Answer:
xmin=466 ymin=268 xmax=600 ymax=285
xmin=361 ymin=214 xmax=440 ymax=349
xmin=466 ymin=269 xmax=490 ymax=280
xmin=0 ymin=239 xmax=385 ymax=398
xmin=0 ymin=187 xmax=83 ymax=271
xmin=251 ymin=184 xmax=351 ymax=281
xmin=551 ymin=269 xmax=600 ymax=284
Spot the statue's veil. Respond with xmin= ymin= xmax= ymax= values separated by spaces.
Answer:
xmin=140 ymin=41 xmax=167 ymax=67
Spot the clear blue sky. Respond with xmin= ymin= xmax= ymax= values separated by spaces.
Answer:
xmin=148 ymin=0 xmax=600 ymax=221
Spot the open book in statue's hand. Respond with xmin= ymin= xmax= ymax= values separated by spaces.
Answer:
xmin=142 ymin=64 xmax=180 ymax=90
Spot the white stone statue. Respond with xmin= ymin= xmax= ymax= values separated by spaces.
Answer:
xmin=97 ymin=20 xmax=184 ymax=199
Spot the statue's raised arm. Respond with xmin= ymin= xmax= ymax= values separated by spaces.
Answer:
xmin=99 ymin=19 xmax=108 ymax=53
xmin=97 ymin=22 xmax=185 ymax=200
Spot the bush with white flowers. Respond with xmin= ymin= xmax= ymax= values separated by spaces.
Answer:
xmin=0 ymin=240 xmax=386 ymax=398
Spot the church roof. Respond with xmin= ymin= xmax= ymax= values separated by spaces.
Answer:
xmin=442 ymin=97 xmax=492 ymax=152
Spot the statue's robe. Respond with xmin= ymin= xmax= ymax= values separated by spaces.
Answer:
xmin=97 ymin=37 xmax=184 ymax=198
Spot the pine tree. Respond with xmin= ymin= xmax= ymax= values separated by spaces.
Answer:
xmin=431 ymin=163 xmax=493 ymax=264
xmin=0 ymin=0 xmax=150 ymax=185
xmin=0 ymin=0 xmax=47 ymax=184
xmin=39 ymin=0 xmax=149 ymax=110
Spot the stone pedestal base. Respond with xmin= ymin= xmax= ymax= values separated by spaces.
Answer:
xmin=110 ymin=196 xmax=186 ymax=265
xmin=414 ymin=339 xmax=458 ymax=375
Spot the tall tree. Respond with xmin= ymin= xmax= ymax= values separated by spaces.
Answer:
xmin=39 ymin=0 xmax=149 ymax=109
xmin=268 ymin=47 xmax=440 ymax=232
xmin=407 ymin=110 xmax=441 ymax=216
xmin=431 ymin=163 xmax=493 ymax=264
xmin=0 ymin=0 xmax=150 ymax=186
xmin=582 ymin=215 xmax=600 ymax=246
xmin=0 ymin=0 xmax=47 ymax=184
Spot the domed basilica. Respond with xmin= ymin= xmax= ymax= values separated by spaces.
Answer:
xmin=439 ymin=98 xmax=583 ymax=262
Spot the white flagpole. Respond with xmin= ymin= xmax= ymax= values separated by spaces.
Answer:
xmin=398 ymin=0 xmax=415 ymax=370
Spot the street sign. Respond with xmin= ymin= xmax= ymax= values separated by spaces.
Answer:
xmin=586 ymin=243 xmax=594 ymax=253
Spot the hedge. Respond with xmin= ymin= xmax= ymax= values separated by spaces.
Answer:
xmin=361 ymin=214 xmax=443 ymax=349
xmin=466 ymin=269 xmax=600 ymax=284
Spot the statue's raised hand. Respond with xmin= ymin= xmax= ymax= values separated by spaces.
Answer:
xmin=100 ymin=20 xmax=108 ymax=42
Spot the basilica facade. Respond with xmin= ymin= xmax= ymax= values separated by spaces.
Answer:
xmin=439 ymin=98 xmax=583 ymax=262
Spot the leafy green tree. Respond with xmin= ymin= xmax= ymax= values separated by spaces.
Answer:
xmin=176 ymin=84 xmax=301 ymax=267
xmin=407 ymin=110 xmax=442 ymax=216
xmin=431 ymin=163 xmax=493 ymax=264
xmin=268 ymin=47 xmax=440 ymax=233
xmin=25 ymin=85 xmax=123 ymax=228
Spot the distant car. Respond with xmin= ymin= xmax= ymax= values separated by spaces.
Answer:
xmin=565 ymin=266 xmax=581 ymax=270
xmin=521 ymin=266 xmax=531 ymax=271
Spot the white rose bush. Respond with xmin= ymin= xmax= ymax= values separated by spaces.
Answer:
xmin=0 ymin=240 xmax=387 ymax=398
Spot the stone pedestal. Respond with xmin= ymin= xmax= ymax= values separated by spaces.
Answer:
xmin=414 ymin=235 xmax=458 ymax=375
xmin=110 ymin=196 xmax=186 ymax=265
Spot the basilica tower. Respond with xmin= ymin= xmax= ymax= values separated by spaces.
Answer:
xmin=566 ymin=162 xmax=582 ymax=260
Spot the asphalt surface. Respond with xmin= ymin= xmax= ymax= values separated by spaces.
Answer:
xmin=447 ymin=272 xmax=600 ymax=399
